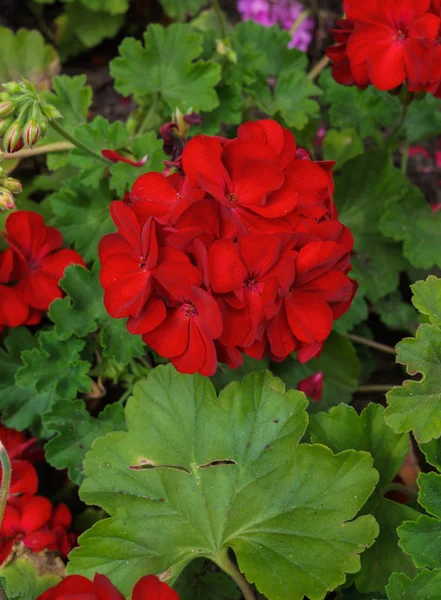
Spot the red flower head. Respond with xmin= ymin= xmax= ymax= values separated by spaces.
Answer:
xmin=2 ymin=211 xmax=85 ymax=314
xmin=327 ymin=0 xmax=441 ymax=93
xmin=98 ymin=119 xmax=356 ymax=376
xmin=0 ymin=249 xmax=29 ymax=329
xmin=297 ymin=372 xmax=324 ymax=402
xmin=0 ymin=496 xmax=73 ymax=564
xmin=37 ymin=574 xmax=125 ymax=600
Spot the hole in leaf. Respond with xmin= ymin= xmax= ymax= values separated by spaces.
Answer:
xmin=198 ymin=459 xmax=237 ymax=469
xmin=129 ymin=460 xmax=191 ymax=474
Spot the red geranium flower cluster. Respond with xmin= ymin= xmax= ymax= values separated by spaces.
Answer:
xmin=327 ymin=0 xmax=441 ymax=95
xmin=0 ymin=424 xmax=74 ymax=564
xmin=99 ymin=119 xmax=356 ymax=376
xmin=38 ymin=573 xmax=180 ymax=600
xmin=0 ymin=211 xmax=85 ymax=334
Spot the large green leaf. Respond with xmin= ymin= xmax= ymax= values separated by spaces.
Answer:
xmin=0 ymin=328 xmax=55 ymax=434
xmin=387 ymin=570 xmax=441 ymax=600
xmin=68 ymin=366 xmax=379 ymax=600
xmin=49 ymin=178 xmax=115 ymax=262
xmin=44 ymin=400 xmax=126 ymax=484
xmin=271 ymin=332 xmax=360 ymax=413
xmin=309 ymin=403 xmax=418 ymax=592
xmin=411 ymin=276 xmax=441 ymax=326
xmin=16 ymin=329 xmax=92 ymax=400
xmin=380 ymin=184 xmax=441 ymax=269
xmin=0 ymin=27 xmax=59 ymax=88
xmin=110 ymin=24 xmax=221 ymax=117
xmin=385 ymin=323 xmax=441 ymax=443
xmin=398 ymin=473 xmax=441 ymax=570
xmin=334 ymin=151 xmax=408 ymax=301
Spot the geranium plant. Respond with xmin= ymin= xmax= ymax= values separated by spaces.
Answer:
xmin=0 ymin=0 xmax=441 ymax=598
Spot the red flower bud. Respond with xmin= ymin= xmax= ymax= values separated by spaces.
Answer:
xmin=101 ymin=149 xmax=147 ymax=166
xmin=0 ymin=118 xmax=12 ymax=136
xmin=4 ymin=121 xmax=22 ymax=153
xmin=24 ymin=118 xmax=40 ymax=147
xmin=297 ymin=372 xmax=324 ymax=403
xmin=0 ymin=188 xmax=15 ymax=210
xmin=0 ymin=101 xmax=14 ymax=117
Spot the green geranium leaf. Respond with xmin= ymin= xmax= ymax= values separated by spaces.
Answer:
xmin=109 ymin=132 xmax=167 ymax=196
xmin=68 ymin=366 xmax=379 ymax=600
xmin=49 ymin=178 xmax=115 ymax=262
xmin=309 ymin=403 xmax=418 ymax=592
xmin=380 ymin=184 xmax=441 ymax=269
xmin=0 ymin=328 xmax=55 ymax=434
xmin=0 ymin=26 xmax=59 ymax=87
xmin=44 ymin=400 xmax=126 ymax=484
xmin=110 ymin=24 xmax=221 ymax=117
xmin=335 ymin=151 xmax=408 ymax=301
xmin=211 ymin=354 xmax=269 ymax=393
xmin=323 ymin=128 xmax=363 ymax=169
xmin=61 ymin=3 xmax=124 ymax=52
xmin=49 ymin=264 xmax=145 ymax=365
xmin=398 ymin=472 xmax=441 ymax=570
xmin=69 ymin=116 xmax=128 ymax=189
xmin=271 ymin=331 xmax=360 ymax=412
xmin=387 ymin=569 xmax=441 ymax=600
xmin=174 ymin=559 xmax=241 ymax=600
xmin=159 ymin=0 xmax=208 ymax=19
xmin=375 ymin=292 xmax=419 ymax=332
xmin=41 ymin=74 xmax=93 ymax=170
xmin=411 ymin=276 xmax=441 ymax=326
xmin=385 ymin=323 xmax=441 ymax=443
xmin=16 ymin=329 xmax=92 ymax=400
xmin=78 ymin=0 xmax=128 ymax=14
xmin=0 ymin=560 xmax=60 ymax=600
xmin=404 ymin=94 xmax=441 ymax=143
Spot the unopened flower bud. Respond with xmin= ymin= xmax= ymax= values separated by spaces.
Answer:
xmin=2 ymin=177 xmax=22 ymax=194
xmin=0 ymin=118 xmax=12 ymax=136
xmin=4 ymin=121 xmax=22 ymax=153
xmin=39 ymin=118 xmax=48 ymax=137
xmin=0 ymin=188 xmax=15 ymax=211
xmin=41 ymin=103 xmax=62 ymax=120
xmin=24 ymin=118 xmax=40 ymax=147
xmin=2 ymin=81 xmax=20 ymax=95
xmin=0 ymin=101 xmax=15 ymax=117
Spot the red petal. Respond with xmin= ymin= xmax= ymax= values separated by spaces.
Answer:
xmin=8 ymin=460 xmax=38 ymax=496
xmin=127 ymin=298 xmax=166 ymax=334
xmin=238 ymin=234 xmax=281 ymax=277
xmin=102 ymin=149 xmax=147 ymax=167
xmin=190 ymin=287 xmax=223 ymax=339
xmin=21 ymin=496 xmax=52 ymax=534
xmin=40 ymin=249 xmax=85 ymax=279
xmin=143 ymin=309 xmax=189 ymax=358
xmin=51 ymin=504 xmax=72 ymax=529
xmin=36 ymin=575 xmax=95 ymax=599
xmin=0 ymin=249 xmax=13 ymax=283
xmin=93 ymin=573 xmax=125 ymax=600
xmin=132 ymin=575 xmax=180 ymax=600
xmin=110 ymin=201 xmax=142 ymax=252
xmin=285 ymin=292 xmax=333 ymax=344
xmin=182 ymin=136 xmax=230 ymax=190
xmin=4 ymin=211 xmax=62 ymax=263
xmin=0 ymin=285 xmax=29 ymax=327
xmin=208 ymin=240 xmax=247 ymax=293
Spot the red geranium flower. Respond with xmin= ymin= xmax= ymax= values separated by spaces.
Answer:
xmin=0 ymin=249 xmax=29 ymax=330
xmin=297 ymin=372 xmax=324 ymax=402
xmin=0 ymin=495 xmax=73 ymax=564
xmin=132 ymin=575 xmax=180 ymax=600
xmin=2 ymin=211 xmax=85 ymax=312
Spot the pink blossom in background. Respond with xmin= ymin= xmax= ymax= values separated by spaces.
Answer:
xmin=237 ymin=0 xmax=315 ymax=51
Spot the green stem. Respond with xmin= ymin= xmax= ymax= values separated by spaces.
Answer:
xmin=215 ymin=550 xmax=256 ymax=600
xmin=401 ymin=141 xmax=410 ymax=174
xmin=387 ymin=102 xmax=410 ymax=148
xmin=49 ymin=120 xmax=110 ymax=164
xmin=289 ymin=10 xmax=311 ymax=36
xmin=345 ymin=333 xmax=396 ymax=356
xmin=308 ymin=55 xmax=330 ymax=81
xmin=356 ymin=384 xmax=394 ymax=393
xmin=138 ymin=96 xmax=159 ymax=134
xmin=212 ymin=0 xmax=227 ymax=39
xmin=0 ymin=439 xmax=11 ymax=529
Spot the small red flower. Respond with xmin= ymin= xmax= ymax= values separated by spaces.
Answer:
xmin=36 ymin=574 xmax=124 ymax=600
xmin=297 ymin=372 xmax=324 ymax=402
xmin=2 ymin=211 xmax=85 ymax=312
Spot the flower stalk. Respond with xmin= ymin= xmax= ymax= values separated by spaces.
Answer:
xmin=216 ymin=550 xmax=256 ymax=600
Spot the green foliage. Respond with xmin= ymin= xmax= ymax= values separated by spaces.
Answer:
xmin=309 ymin=403 xmax=418 ymax=592
xmin=387 ymin=570 xmax=441 ymax=600
xmin=404 ymin=94 xmax=441 ymax=143
xmin=411 ymin=276 xmax=441 ymax=325
xmin=334 ymin=151 xmax=408 ymax=302
xmin=272 ymin=332 xmax=360 ymax=412
xmin=323 ymin=128 xmax=363 ymax=169
xmin=375 ymin=292 xmax=419 ymax=332
xmin=69 ymin=366 xmax=379 ymax=600
xmin=0 ymin=560 xmax=60 ymax=600
xmin=0 ymin=26 xmax=59 ymax=87
xmin=159 ymin=0 xmax=208 ymax=19
xmin=16 ymin=329 xmax=92 ymax=400
xmin=174 ymin=560 xmax=241 ymax=600
xmin=110 ymin=24 xmax=221 ymax=117
xmin=44 ymin=400 xmax=126 ymax=484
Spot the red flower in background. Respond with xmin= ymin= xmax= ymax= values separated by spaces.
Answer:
xmin=99 ymin=119 xmax=356 ymax=376
xmin=37 ymin=573 xmax=179 ymax=600
xmin=0 ymin=211 xmax=85 ymax=331
xmin=327 ymin=0 xmax=441 ymax=95
xmin=297 ymin=372 xmax=324 ymax=402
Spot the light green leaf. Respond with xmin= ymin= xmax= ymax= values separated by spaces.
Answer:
xmin=0 ymin=26 xmax=59 ymax=88
xmin=68 ymin=366 xmax=379 ymax=600
xmin=271 ymin=331 xmax=360 ymax=413
xmin=49 ymin=178 xmax=115 ymax=262
xmin=411 ymin=276 xmax=441 ymax=327
xmin=0 ymin=328 xmax=55 ymax=434
xmin=16 ymin=329 xmax=92 ymax=400
xmin=44 ymin=400 xmax=126 ymax=484
xmin=159 ymin=0 xmax=208 ymax=19
xmin=380 ymin=185 xmax=441 ymax=269
xmin=110 ymin=24 xmax=221 ymax=116
xmin=0 ymin=560 xmax=60 ymax=600
xmin=387 ymin=569 xmax=441 ymax=600
xmin=323 ymin=128 xmax=363 ymax=169
xmin=335 ymin=151 xmax=408 ymax=301
xmin=385 ymin=323 xmax=441 ymax=443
